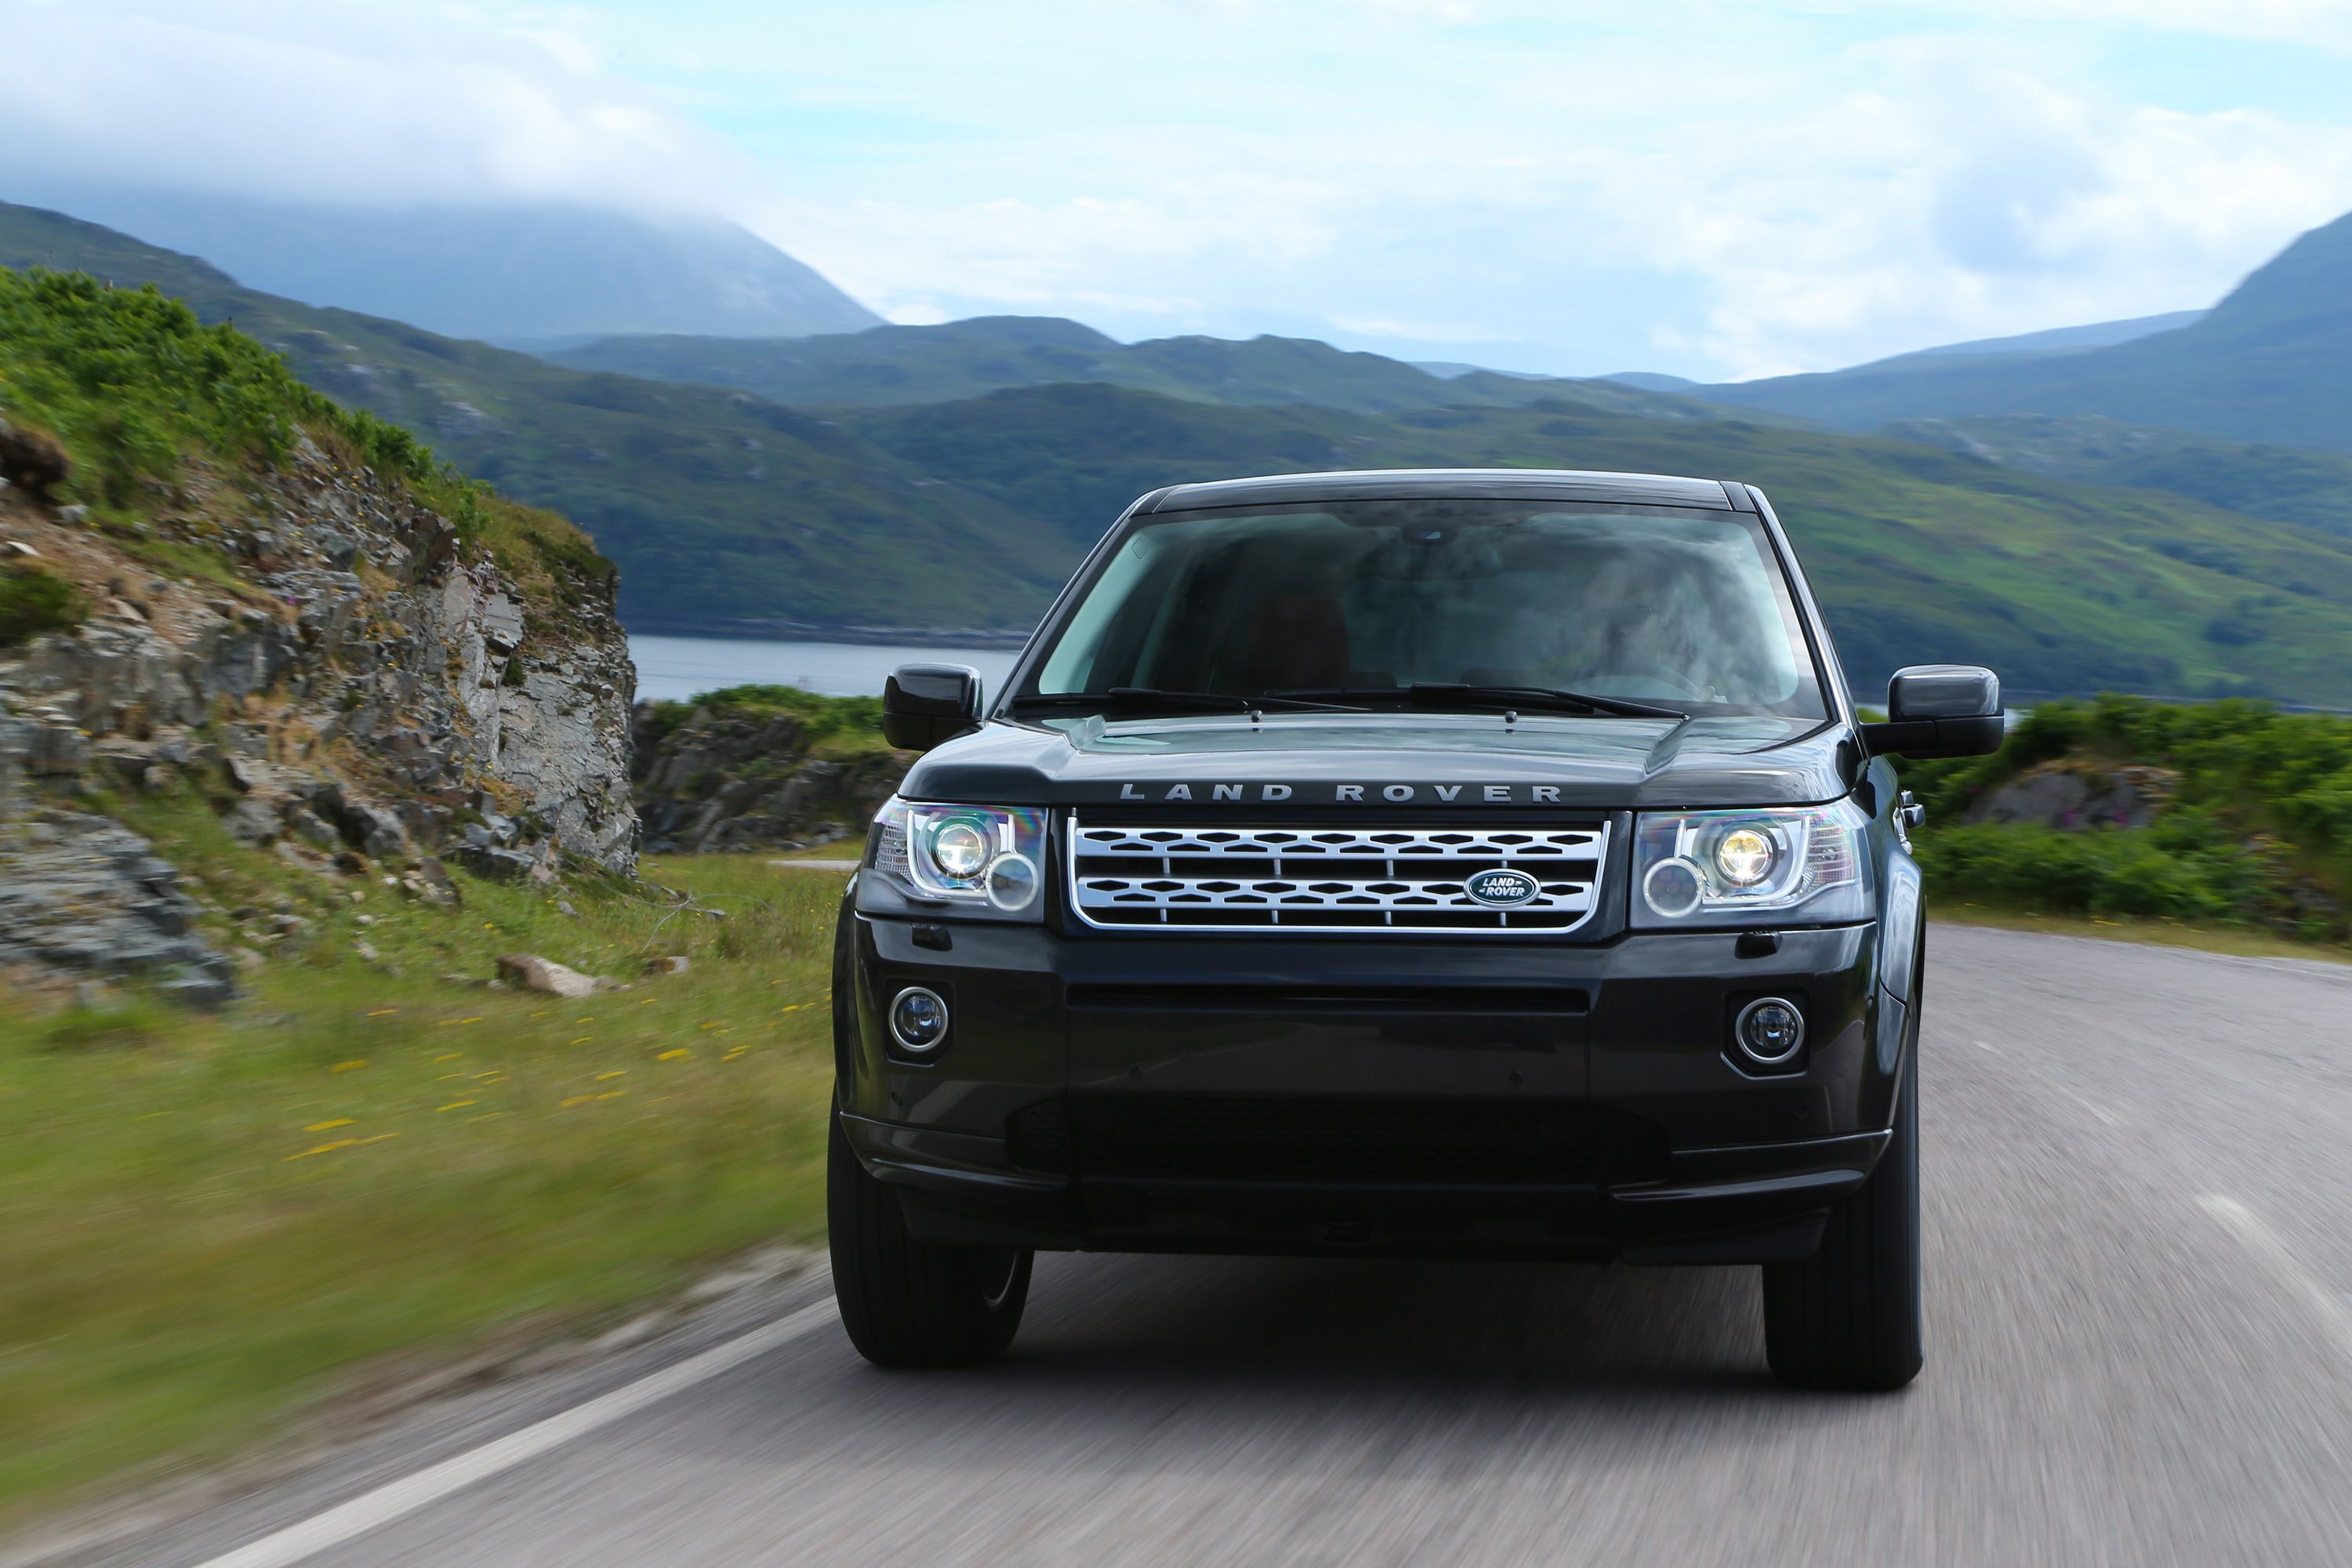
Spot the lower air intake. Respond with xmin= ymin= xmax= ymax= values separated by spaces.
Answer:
xmin=1007 ymin=1095 xmax=1668 ymax=1185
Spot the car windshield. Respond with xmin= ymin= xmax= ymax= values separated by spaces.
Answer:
xmin=1018 ymin=499 xmax=1829 ymax=719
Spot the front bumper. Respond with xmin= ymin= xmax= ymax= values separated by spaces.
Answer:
xmin=838 ymin=912 xmax=1906 ymax=1264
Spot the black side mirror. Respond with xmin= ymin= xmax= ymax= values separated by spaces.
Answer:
xmin=883 ymin=663 xmax=984 ymax=751
xmin=1860 ymin=665 xmax=2004 ymax=759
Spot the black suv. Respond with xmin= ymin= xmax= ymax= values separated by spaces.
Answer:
xmin=827 ymin=469 xmax=2002 ymax=1390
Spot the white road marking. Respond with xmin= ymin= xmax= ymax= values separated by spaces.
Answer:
xmin=2054 ymin=1083 xmax=2122 ymax=1127
xmin=1969 ymin=1038 xmax=2119 ymax=1125
xmin=2198 ymin=1196 xmax=2352 ymax=1361
xmin=194 ymin=1297 xmax=840 ymax=1568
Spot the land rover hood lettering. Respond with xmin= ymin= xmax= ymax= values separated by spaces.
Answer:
xmin=1112 ymin=782 xmax=1566 ymax=804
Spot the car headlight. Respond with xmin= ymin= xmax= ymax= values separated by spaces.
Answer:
xmin=1632 ymin=801 xmax=1871 ymax=928
xmin=869 ymin=798 xmax=1048 ymax=919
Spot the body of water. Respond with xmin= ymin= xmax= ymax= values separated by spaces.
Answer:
xmin=629 ymin=635 xmax=1023 ymax=705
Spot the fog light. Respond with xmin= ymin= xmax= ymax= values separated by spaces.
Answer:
xmin=1734 ymin=996 xmax=1806 ymax=1065
xmin=889 ymin=986 xmax=949 ymax=1053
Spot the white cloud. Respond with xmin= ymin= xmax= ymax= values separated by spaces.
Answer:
xmin=0 ymin=0 xmax=752 ymax=214
xmin=6 ymin=0 xmax=2352 ymax=379
xmin=731 ymin=6 xmax=2352 ymax=377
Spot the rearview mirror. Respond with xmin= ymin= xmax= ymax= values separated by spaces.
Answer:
xmin=883 ymin=663 xmax=984 ymax=751
xmin=1860 ymin=665 xmax=2004 ymax=760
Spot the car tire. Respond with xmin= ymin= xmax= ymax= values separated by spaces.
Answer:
xmin=828 ymin=1114 xmax=1033 ymax=1369
xmin=1761 ymin=984 xmax=1924 ymax=1392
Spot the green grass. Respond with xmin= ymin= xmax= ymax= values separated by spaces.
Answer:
xmin=0 ymin=562 xmax=86 ymax=646
xmin=1932 ymin=902 xmax=2352 ymax=965
xmin=0 ymin=798 xmax=847 ymax=1524
xmin=0 ymin=265 xmax=608 ymax=606
xmin=634 ymin=684 xmax=888 ymax=760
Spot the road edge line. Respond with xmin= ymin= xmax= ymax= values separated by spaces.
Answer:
xmin=194 ymin=1295 xmax=840 ymax=1568
xmin=2196 ymin=1195 xmax=2352 ymax=1361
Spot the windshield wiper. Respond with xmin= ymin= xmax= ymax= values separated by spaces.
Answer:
xmin=1273 ymin=683 xmax=1689 ymax=721
xmin=1007 ymin=688 xmax=1370 ymax=717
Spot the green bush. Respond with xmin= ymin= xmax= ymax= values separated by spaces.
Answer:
xmin=0 ymin=563 xmax=85 ymax=646
xmin=638 ymin=684 xmax=887 ymax=756
xmin=0 ymin=268 xmax=609 ymax=588
xmin=1905 ymin=695 xmax=2352 ymax=939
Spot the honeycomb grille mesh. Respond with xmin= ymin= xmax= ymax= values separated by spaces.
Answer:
xmin=1068 ymin=819 xmax=1607 ymax=933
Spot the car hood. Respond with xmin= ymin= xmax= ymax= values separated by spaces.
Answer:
xmin=902 ymin=711 xmax=1860 ymax=811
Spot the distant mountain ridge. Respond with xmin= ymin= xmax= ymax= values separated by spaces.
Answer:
xmin=1691 ymin=209 xmax=2352 ymax=453
xmin=0 ymin=199 xmax=1055 ymax=632
xmin=1895 ymin=310 xmax=2205 ymax=361
xmin=2 ymin=188 xmax=881 ymax=343
xmin=541 ymin=315 xmax=1751 ymax=422
xmin=14 ymin=198 xmax=2352 ymax=706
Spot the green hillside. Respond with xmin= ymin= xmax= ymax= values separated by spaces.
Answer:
xmin=0 ymin=201 xmax=1060 ymax=634
xmin=1695 ymin=209 xmax=2352 ymax=453
xmin=838 ymin=386 xmax=2352 ymax=704
xmin=543 ymin=314 xmax=1734 ymax=421
xmin=1878 ymin=415 xmax=2352 ymax=538
xmin=16 ymin=198 xmax=2352 ymax=706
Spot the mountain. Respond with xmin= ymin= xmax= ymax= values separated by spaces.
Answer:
xmin=1896 ymin=310 xmax=2205 ymax=360
xmin=4 ymin=188 xmax=880 ymax=343
xmin=540 ymin=315 xmax=1744 ymax=421
xmin=0 ymin=201 xmax=1052 ymax=634
xmin=1693 ymin=211 xmax=2352 ymax=452
xmin=15 ymin=198 xmax=2352 ymax=706
xmin=1877 ymin=416 xmax=2352 ymax=539
xmin=1603 ymin=372 xmax=1702 ymax=392
xmin=832 ymin=384 xmax=2352 ymax=705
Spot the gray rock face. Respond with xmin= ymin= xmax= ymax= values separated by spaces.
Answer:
xmin=0 ymin=432 xmax=637 ymax=999
xmin=0 ymin=811 xmax=234 ymax=1006
xmin=1965 ymin=761 xmax=2176 ymax=830
xmin=632 ymin=702 xmax=907 ymax=855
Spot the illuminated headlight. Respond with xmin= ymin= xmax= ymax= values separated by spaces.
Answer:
xmin=869 ymin=798 xmax=1048 ymax=919
xmin=1632 ymin=801 xmax=1870 ymax=928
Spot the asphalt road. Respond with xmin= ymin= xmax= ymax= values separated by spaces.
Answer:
xmin=66 ymin=924 xmax=2352 ymax=1566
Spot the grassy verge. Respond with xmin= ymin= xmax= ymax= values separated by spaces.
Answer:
xmin=0 ymin=806 xmax=850 ymax=1526
xmin=1932 ymin=901 xmax=2352 ymax=965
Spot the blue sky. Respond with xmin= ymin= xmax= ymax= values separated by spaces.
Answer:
xmin=9 ymin=1 xmax=2352 ymax=379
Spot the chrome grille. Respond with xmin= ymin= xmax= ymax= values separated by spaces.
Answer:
xmin=1067 ymin=818 xmax=1608 ymax=934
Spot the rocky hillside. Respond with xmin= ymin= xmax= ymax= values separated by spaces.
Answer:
xmin=631 ymin=685 xmax=907 ymax=855
xmin=0 ymin=268 xmax=634 ymax=1005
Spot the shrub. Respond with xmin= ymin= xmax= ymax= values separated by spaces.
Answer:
xmin=639 ymin=684 xmax=888 ymax=756
xmin=0 ymin=267 xmax=609 ymax=588
xmin=0 ymin=563 xmax=86 ymax=646
xmin=1904 ymin=695 xmax=2352 ymax=938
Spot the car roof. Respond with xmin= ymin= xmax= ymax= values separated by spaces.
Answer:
xmin=1141 ymin=467 xmax=1748 ymax=514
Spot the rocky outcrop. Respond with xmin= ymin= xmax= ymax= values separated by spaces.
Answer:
xmin=632 ymin=702 xmax=907 ymax=855
xmin=0 ymin=433 xmax=637 ymax=1001
xmin=1964 ymin=760 xmax=2177 ymax=830
xmin=0 ymin=809 xmax=233 ymax=1006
